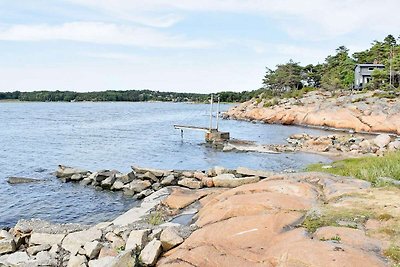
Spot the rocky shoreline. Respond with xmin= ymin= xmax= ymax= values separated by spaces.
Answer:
xmin=223 ymin=133 xmax=400 ymax=159
xmin=1 ymin=164 xmax=400 ymax=266
xmin=2 ymin=132 xmax=400 ymax=266
xmin=0 ymin=166 xmax=400 ymax=267
xmin=0 ymin=165 xmax=273 ymax=267
xmin=224 ymin=90 xmax=400 ymax=135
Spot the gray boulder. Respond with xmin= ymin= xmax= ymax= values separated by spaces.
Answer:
xmin=56 ymin=165 xmax=88 ymax=178
xmin=125 ymin=229 xmax=150 ymax=251
xmin=6 ymin=251 xmax=30 ymax=266
xmin=101 ymin=176 xmax=116 ymax=190
xmin=160 ymin=227 xmax=184 ymax=251
xmin=7 ymin=177 xmax=42 ymax=184
xmin=388 ymin=140 xmax=400 ymax=151
xmin=136 ymin=189 xmax=154 ymax=199
xmin=139 ymin=239 xmax=162 ymax=266
xmin=26 ymin=244 xmax=51 ymax=256
xmin=71 ymin=174 xmax=84 ymax=181
xmin=373 ymin=134 xmax=392 ymax=148
xmin=110 ymin=250 xmax=135 ymax=267
xmin=67 ymin=254 xmax=87 ymax=267
xmin=160 ymin=175 xmax=175 ymax=186
xmin=178 ymin=178 xmax=202 ymax=189
xmin=88 ymin=256 xmax=115 ymax=267
xmin=132 ymin=166 xmax=172 ymax=177
xmin=118 ymin=172 xmax=135 ymax=184
xmin=84 ymin=241 xmax=103 ymax=260
xmin=143 ymin=172 xmax=159 ymax=182
xmin=111 ymin=180 xmax=124 ymax=191
xmin=62 ymin=228 xmax=102 ymax=255
xmin=128 ymin=180 xmax=152 ymax=193
xmin=0 ymin=239 xmax=16 ymax=255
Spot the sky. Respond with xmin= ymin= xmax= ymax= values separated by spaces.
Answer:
xmin=0 ymin=0 xmax=399 ymax=93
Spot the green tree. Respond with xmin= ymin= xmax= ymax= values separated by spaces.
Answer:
xmin=321 ymin=46 xmax=355 ymax=89
xmin=262 ymin=60 xmax=303 ymax=94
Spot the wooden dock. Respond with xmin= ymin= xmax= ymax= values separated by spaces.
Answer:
xmin=173 ymin=94 xmax=230 ymax=142
xmin=173 ymin=125 xmax=215 ymax=132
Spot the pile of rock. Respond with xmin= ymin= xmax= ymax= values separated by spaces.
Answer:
xmin=55 ymin=165 xmax=274 ymax=198
xmin=285 ymin=133 xmax=400 ymax=156
xmin=0 ymin=219 xmax=187 ymax=267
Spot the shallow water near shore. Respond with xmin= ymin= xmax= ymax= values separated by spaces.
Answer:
xmin=0 ymin=102 xmax=333 ymax=228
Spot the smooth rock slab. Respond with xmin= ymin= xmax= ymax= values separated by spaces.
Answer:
xmin=236 ymin=167 xmax=273 ymax=178
xmin=314 ymin=226 xmax=383 ymax=251
xmin=140 ymin=239 xmax=162 ymax=266
xmin=213 ymin=174 xmax=260 ymax=188
xmin=113 ymin=188 xmax=170 ymax=226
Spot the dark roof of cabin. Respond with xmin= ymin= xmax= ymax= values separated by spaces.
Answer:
xmin=354 ymin=63 xmax=385 ymax=70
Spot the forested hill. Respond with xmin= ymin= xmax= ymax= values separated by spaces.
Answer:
xmin=0 ymin=89 xmax=260 ymax=103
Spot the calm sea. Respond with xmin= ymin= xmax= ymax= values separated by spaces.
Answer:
xmin=0 ymin=102 xmax=331 ymax=228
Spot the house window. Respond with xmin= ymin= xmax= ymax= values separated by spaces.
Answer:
xmin=368 ymin=67 xmax=374 ymax=71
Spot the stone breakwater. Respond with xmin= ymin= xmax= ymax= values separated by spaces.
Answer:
xmin=224 ymin=90 xmax=400 ymax=135
xmin=1 ymin=166 xmax=400 ymax=266
xmin=55 ymin=165 xmax=274 ymax=196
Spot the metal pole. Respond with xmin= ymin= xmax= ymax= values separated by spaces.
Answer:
xmin=216 ymin=96 xmax=220 ymax=131
xmin=209 ymin=94 xmax=213 ymax=131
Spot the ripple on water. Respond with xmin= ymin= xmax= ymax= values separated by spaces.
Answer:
xmin=0 ymin=102 xmax=332 ymax=228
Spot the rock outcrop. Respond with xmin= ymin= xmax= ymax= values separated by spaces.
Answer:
xmin=159 ymin=172 xmax=399 ymax=267
xmin=224 ymin=90 xmax=400 ymax=135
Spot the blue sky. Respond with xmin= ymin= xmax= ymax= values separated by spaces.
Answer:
xmin=0 ymin=0 xmax=399 ymax=93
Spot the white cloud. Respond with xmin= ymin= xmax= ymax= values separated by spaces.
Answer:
xmin=0 ymin=22 xmax=214 ymax=48
xmin=68 ymin=0 xmax=400 ymax=39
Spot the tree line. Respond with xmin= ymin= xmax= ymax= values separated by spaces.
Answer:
xmin=262 ymin=34 xmax=400 ymax=95
xmin=0 ymin=89 xmax=259 ymax=103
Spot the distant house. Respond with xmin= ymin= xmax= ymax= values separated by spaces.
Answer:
xmin=354 ymin=63 xmax=385 ymax=89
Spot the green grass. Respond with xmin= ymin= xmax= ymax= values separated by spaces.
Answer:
xmin=281 ymin=87 xmax=317 ymax=99
xmin=384 ymin=245 xmax=400 ymax=265
xmin=147 ymin=211 xmax=165 ymax=225
xmin=306 ymin=152 xmax=400 ymax=186
xmin=301 ymin=208 xmax=372 ymax=233
xmin=320 ymin=235 xmax=341 ymax=242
